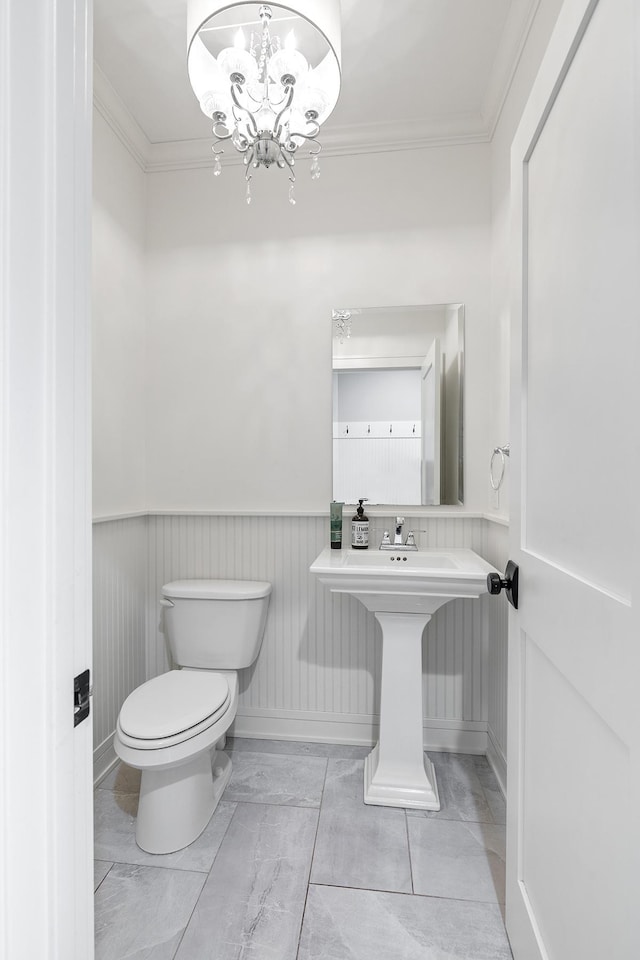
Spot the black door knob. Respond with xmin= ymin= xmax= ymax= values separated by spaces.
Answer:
xmin=487 ymin=559 xmax=519 ymax=610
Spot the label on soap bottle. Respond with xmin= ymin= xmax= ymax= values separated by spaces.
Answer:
xmin=352 ymin=521 xmax=369 ymax=548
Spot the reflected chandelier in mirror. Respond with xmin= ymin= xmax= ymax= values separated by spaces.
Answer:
xmin=332 ymin=304 xmax=464 ymax=507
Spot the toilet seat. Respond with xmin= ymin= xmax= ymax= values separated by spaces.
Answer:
xmin=117 ymin=670 xmax=231 ymax=750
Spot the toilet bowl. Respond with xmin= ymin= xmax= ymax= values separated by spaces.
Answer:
xmin=113 ymin=579 xmax=271 ymax=854
xmin=115 ymin=669 xmax=238 ymax=854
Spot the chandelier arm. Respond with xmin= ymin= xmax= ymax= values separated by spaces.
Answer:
xmin=272 ymin=85 xmax=295 ymax=135
xmin=285 ymin=132 xmax=321 ymax=155
xmin=288 ymin=117 xmax=320 ymax=141
xmin=269 ymin=88 xmax=294 ymax=109
xmin=225 ymin=130 xmax=251 ymax=154
xmin=230 ymin=85 xmax=259 ymax=139
xmin=279 ymin=148 xmax=296 ymax=183
xmin=245 ymin=86 xmax=264 ymax=106
xmin=288 ymin=130 xmax=320 ymax=144
xmin=212 ymin=122 xmax=233 ymax=142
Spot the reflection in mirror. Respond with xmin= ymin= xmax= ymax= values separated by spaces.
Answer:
xmin=332 ymin=304 xmax=464 ymax=506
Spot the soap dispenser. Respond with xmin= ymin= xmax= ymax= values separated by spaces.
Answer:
xmin=351 ymin=498 xmax=369 ymax=550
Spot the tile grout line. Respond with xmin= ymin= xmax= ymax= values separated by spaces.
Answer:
xmin=222 ymin=796 xmax=323 ymax=810
xmin=404 ymin=809 xmax=416 ymax=895
xmin=93 ymin=862 xmax=114 ymax=895
xmin=294 ymin=756 xmax=330 ymax=960
xmin=168 ymin=797 xmax=242 ymax=960
xmin=308 ymin=881 xmax=506 ymax=908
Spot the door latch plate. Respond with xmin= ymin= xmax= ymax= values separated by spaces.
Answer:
xmin=74 ymin=669 xmax=91 ymax=727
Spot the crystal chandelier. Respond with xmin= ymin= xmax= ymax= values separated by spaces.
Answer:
xmin=187 ymin=1 xmax=342 ymax=204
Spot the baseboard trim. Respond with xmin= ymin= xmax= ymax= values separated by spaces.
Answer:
xmin=486 ymin=726 xmax=507 ymax=796
xmin=231 ymin=709 xmax=489 ymax=755
xmin=93 ymin=732 xmax=118 ymax=787
xmin=95 ymin=713 xmax=497 ymax=782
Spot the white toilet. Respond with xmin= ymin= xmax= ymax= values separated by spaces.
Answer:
xmin=114 ymin=578 xmax=271 ymax=854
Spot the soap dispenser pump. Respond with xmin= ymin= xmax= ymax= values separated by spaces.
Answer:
xmin=351 ymin=498 xmax=369 ymax=550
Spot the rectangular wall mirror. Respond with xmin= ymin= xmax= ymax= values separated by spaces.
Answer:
xmin=332 ymin=303 xmax=464 ymax=506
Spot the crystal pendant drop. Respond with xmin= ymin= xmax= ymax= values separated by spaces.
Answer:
xmin=213 ymin=155 xmax=222 ymax=176
xmin=310 ymin=155 xmax=320 ymax=180
xmin=288 ymin=182 xmax=296 ymax=205
xmin=246 ymin=180 xmax=252 ymax=205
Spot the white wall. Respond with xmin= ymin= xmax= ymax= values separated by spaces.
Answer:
xmin=335 ymin=369 xmax=421 ymax=421
xmin=488 ymin=0 xmax=565 ymax=516
xmin=92 ymin=108 xmax=147 ymax=518
xmin=92 ymin=109 xmax=149 ymax=779
xmin=145 ymin=144 xmax=492 ymax=513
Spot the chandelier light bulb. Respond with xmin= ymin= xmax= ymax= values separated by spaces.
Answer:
xmin=234 ymin=28 xmax=246 ymax=49
xmin=202 ymin=91 xmax=233 ymax=123
xmin=299 ymin=85 xmax=329 ymax=122
xmin=285 ymin=30 xmax=296 ymax=50
xmin=268 ymin=46 xmax=308 ymax=86
xmin=218 ymin=45 xmax=258 ymax=83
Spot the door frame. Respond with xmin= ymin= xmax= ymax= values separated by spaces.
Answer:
xmin=420 ymin=338 xmax=441 ymax=505
xmin=0 ymin=1 xmax=94 ymax=957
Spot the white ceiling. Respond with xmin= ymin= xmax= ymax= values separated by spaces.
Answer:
xmin=93 ymin=0 xmax=537 ymax=156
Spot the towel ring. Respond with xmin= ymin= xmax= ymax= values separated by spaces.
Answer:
xmin=490 ymin=443 xmax=510 ymax=491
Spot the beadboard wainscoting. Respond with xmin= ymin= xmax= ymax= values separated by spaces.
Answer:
xmin=92 ymin=513 xmax=510 ymax=789
xmin=92 ymin=516 xmax=148 ymax=781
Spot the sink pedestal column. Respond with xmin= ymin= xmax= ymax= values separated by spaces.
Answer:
xmin=364 ymin=611 xmax=440 ymax=810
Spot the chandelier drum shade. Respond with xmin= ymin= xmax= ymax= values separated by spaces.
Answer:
xmin=187 ymin=0 xmax=342 ymax=203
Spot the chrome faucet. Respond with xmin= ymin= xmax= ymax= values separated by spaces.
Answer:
xmin=393 ymin=517 xmax=405 ymax=545
xmin=379 ymin=518 xmax=418 ymax=551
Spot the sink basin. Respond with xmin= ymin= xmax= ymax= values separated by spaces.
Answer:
xmin=310 ymin=545 xmax=498 ymax=811
xmin=310 ymin=546 xmax=495 ymax=614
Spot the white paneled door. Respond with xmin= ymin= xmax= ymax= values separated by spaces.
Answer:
xmin=507 ymin=1 xmax=639 ymax=958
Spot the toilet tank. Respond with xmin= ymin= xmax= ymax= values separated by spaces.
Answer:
xmin=161 ymin=579 xmax=271 ymax=669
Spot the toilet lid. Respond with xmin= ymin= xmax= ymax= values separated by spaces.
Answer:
xmin=119 ymin=671 xmax=230 ymax=740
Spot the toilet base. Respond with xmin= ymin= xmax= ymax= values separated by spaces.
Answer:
xmin=136 ymin=748 xmax=232 ymax=854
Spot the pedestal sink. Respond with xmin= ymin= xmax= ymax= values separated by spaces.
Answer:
xmin=310 ymin=546 xmax=498 ymax=810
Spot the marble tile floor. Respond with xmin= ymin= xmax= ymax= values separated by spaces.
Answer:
xmin=94 ymin=738 xmax=511 ymax=960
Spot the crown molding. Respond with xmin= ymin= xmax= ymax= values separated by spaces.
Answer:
xmin=93 ymin=68 xmax=493 ymax=175
xmin=93 ymin=61 xmax=491 ymax=173
xmin=93 ymin=64 xmax=150 ymax=171
xmin=145 ymin=114 xmax=491 ymax=173
xmin=481 ymin=0 xmax=542 ymax=138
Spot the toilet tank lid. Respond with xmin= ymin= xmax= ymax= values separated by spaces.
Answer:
xmin=162 ymin=579 xmax=272 ymax=600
